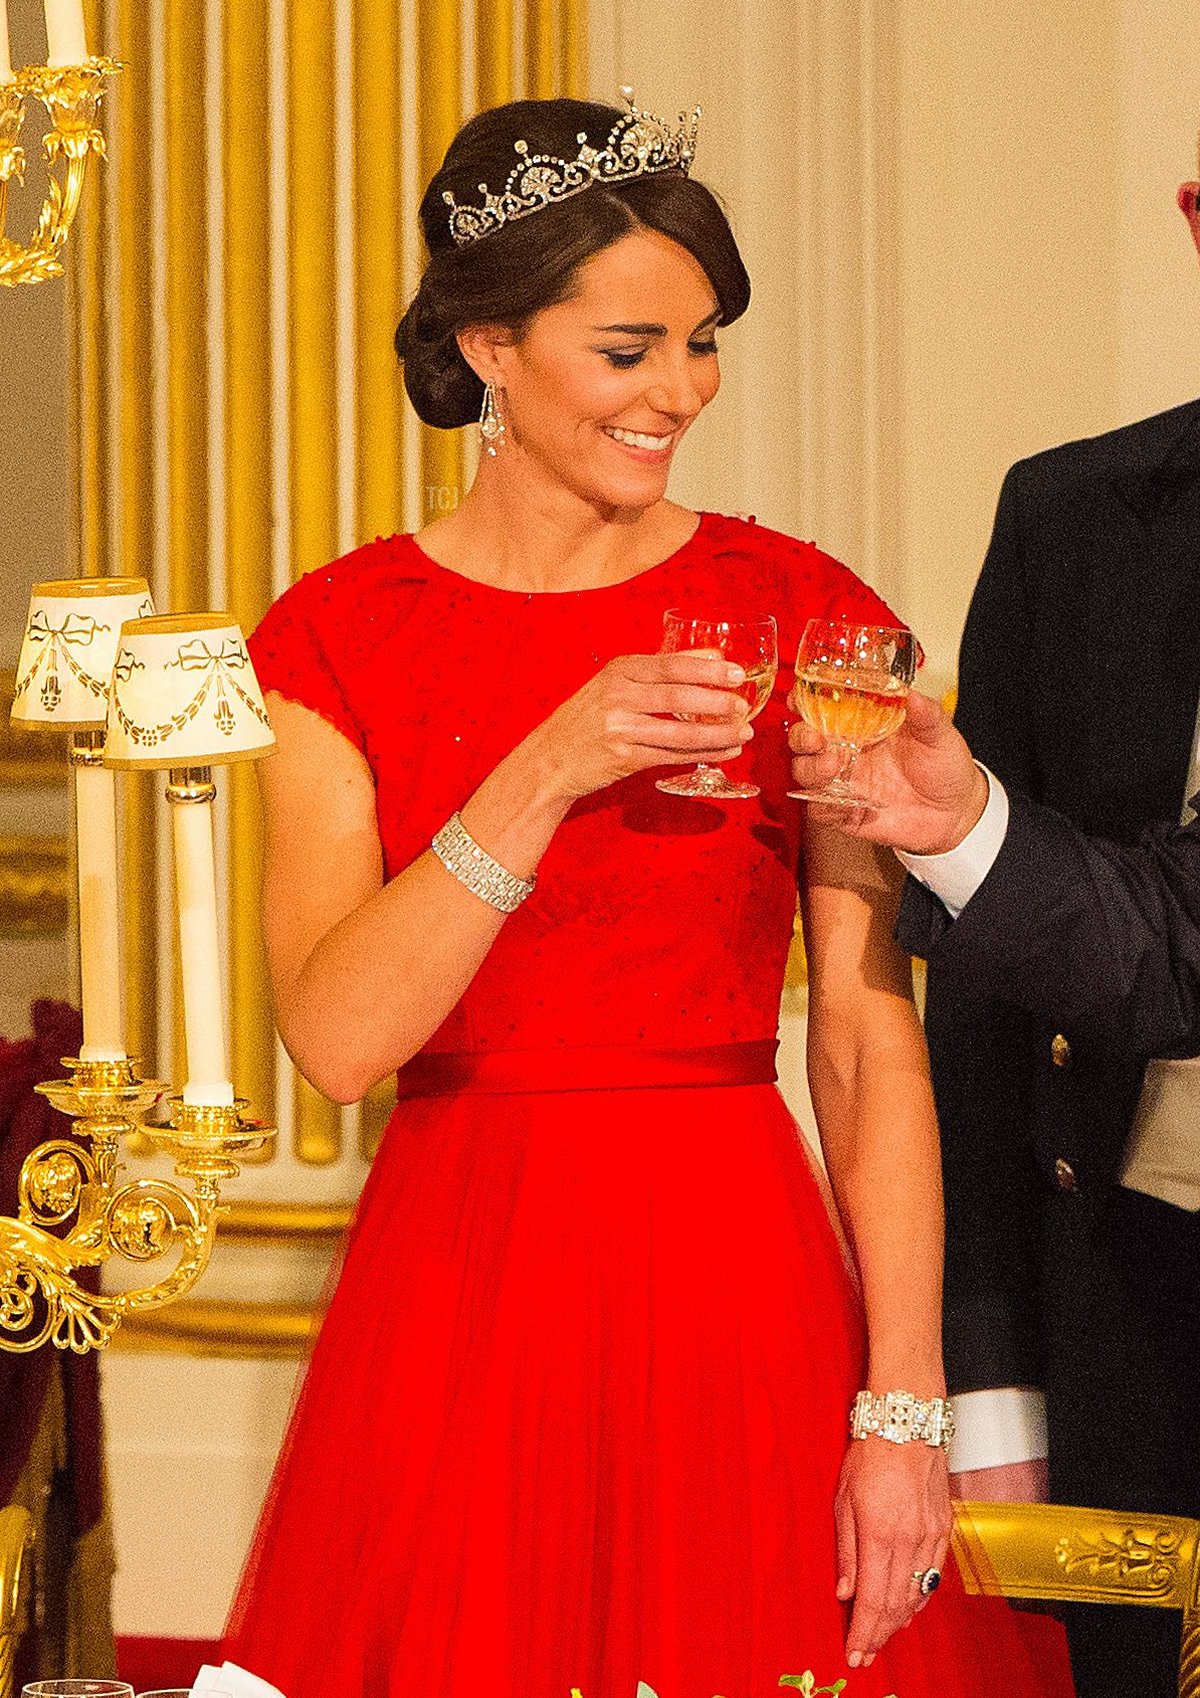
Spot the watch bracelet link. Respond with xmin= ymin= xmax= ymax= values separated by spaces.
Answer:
xmin=850 ymin=1388 xmax=956 ymax=1452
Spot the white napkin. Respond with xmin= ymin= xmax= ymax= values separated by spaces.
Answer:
xmin=192 ymin=1661 xmax=287 ymax=1698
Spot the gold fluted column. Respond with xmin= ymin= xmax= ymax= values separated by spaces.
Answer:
xmin=562 ymin=0 xmax=586 ymax=97
xmin=418 ymin=0 xmax=464 ymax=521
xmin=164 ymin=0 xmax=210 ymax=1082
xmin=225 ymin=0 xmax=276 ymax=1140
xmin=287 ymin=0 xmax=343 ymax=1165
xmin=72 ymin=0 xmax=107 ymax=580
xmin=355 ymin=0 xmax=406 ymax=545
xmin=164 ymin=0 xmax=209 ymax=616
xmin=476 ymin=0 xmax=513 ymax=111
xmin=524 ymin=0 xmax=559 ymax=99
xmin=115 ymin=0 xmax=158 ymax=1071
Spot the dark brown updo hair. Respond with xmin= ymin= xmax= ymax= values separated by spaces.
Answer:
xmin=395 ymin=97 xmax=751 ymax=429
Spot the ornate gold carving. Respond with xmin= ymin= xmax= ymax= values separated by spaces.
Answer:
xmin=0 ymin=59 xmax=120 ymax=289
xmin=1055 ymin=1525 xmax=1182 ymax=1599
xmin=0 ymin=835 xmax=69 ymax=938
xmin=0 ymin=1057 xmax=273 ymax=1354
xmin=954 ymin=1500 xmax=1198 ymax=1612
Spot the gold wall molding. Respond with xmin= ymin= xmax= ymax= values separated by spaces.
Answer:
xmin=221 ymin=1199 xmax=351 ymax=1240
xmin=113 ymin=1298 xmax=318 ymax=1358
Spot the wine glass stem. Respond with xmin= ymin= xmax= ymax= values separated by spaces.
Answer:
xmin=837 ymin=745 xmax=861 ymax=783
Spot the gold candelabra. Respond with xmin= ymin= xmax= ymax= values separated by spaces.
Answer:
xmin=1 ymin=587 xmax=278 ymax=1354
xmin=0 ymin=56 xmax=119 ymax=287
xmin=1 ymin=1049 xmax=269 ymax=1353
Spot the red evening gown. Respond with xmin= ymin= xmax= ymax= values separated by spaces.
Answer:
xmin=225 ymin=513 xmax=1071 ymax=1698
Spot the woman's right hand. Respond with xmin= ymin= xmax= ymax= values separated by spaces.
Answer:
xmin=528 ymin=651 xmax=754 ymax=800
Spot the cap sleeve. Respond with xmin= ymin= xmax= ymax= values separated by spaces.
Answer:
xmin=248 ymin=575 xmax=367 ymax=756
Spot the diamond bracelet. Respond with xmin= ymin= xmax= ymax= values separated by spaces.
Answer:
xmin=850 ymin=1389 xmax=956 ymax=1452
xmin=431 ymin=812 xmax=536 ymax=915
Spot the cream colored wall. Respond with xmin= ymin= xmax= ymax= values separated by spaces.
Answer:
xmin=1116 ymin=0 xmax=1200 ymax=423
xmin=605 ymin=0 xmax=1200 ymax=684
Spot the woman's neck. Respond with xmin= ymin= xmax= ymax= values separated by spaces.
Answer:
xmin=416 ymin=463 xmax=698 ymax=593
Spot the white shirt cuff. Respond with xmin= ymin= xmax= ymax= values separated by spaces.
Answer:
xmin=948 ymin=1386 xmax=1048 ymax=1473
xmin=895 ymin=766 xmax=1010 ymax=919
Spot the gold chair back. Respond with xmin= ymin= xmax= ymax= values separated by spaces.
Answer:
xmin=0 ymin=1505 xmax=33 ymax=1698
xmin=954 ymin=1499 xmax=1200 ymax=1697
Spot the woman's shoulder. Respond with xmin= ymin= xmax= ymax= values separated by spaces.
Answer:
xmin=256 ymin=533 xmax=428 ymax=628
xmin=251 ymin=534 xmax=432 ymax=661
xmin=248 ymin=534 xmax=431 ymax=753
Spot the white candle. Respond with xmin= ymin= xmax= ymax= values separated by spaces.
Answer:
xmin=0 ymin=3 xmax=14 ymax=85
xmin=172 ymin=795 xmax=234 ymax=1108
xmin=75 ymin=761 xmax=126 ymax=1062
xmin=44 ymin=0 xmax=87 ymax=66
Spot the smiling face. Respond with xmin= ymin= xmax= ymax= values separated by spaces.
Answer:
xmin=462 ymin=227 xmax=723 ymax=515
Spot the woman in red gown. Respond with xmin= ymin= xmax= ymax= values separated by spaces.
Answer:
xmin=226 ymin=94 xmax=1072 ymax=1698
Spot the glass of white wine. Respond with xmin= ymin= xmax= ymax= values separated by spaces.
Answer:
xmin=787 ymin=618 xmax=917 ymax=807
xmin=655 ymin=611 xmax=778 ymax=800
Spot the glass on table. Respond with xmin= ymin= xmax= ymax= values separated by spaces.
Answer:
xmin=22 ymin=1683 xmax=134 ymax=1698
xmin=787 ymin=618 xmax=917 ymax=808
xmin=135 ymin=1690 xmax=233 ymax=1697
xmin=654 ymin=611 xmax=779 ymax=800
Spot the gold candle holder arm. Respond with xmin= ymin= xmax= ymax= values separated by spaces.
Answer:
xmin=0 ymin=57 xmax=120 ymax=288
xmin=0 ymin=1057 xmax=272 ymax=1354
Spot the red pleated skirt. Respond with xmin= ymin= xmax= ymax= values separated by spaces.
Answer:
xmin=225 ymin=1080 xmax=1071 ymax=1698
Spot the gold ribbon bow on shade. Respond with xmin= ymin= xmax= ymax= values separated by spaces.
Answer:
xmin=106 ymin=616 xmax=274 ymax=767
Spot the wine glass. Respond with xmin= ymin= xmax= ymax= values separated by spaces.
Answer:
xmin=22 ymin=1684 xmax=134 ymax=1697
xmin=786 ymin=618 xmax=917 ymax=807
xmin=655 ymin=611 xmax=778 ymax=800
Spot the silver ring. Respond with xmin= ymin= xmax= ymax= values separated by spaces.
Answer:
xmin=913 ymin=1567 xmax=941 ymax=1596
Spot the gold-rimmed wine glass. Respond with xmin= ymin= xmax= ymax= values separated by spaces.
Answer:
xmin=787 ymin=619 xmax=917 ymax=807
xmin=655 ymin=611 xmax=778 ymax=800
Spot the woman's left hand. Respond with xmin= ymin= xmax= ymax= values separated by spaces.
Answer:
xmin=833 ymin=1436 xmax=953 ymax=1669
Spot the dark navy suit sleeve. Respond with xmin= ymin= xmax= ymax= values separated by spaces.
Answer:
xmin=900 ymin=792 xmax=1200 ymax=1063
xmin=924 ymin=462 xmax=1044 ymax=1397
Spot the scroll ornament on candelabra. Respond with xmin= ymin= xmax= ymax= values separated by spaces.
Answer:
xmin=0 ymin=0 xmax=119 ymax=286
xmin=1 ymin=588 xmax=275 ymax=1353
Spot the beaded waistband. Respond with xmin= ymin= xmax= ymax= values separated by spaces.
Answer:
xmin=394 ymin=1039 xmax=779 ymax=1098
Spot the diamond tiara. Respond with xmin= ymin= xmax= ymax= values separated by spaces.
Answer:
xmin=442 ymin=87 xmax=701 ymax=248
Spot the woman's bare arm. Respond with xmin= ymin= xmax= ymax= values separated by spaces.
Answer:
xmin=800 ymin=821 xmax=950 ymax=1669
xmin=258 ymin=651 xmax=752 ymax=1101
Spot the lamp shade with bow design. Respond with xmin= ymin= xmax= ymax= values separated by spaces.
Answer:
xmin=11 ymin=576 xmax=155 ymax=728
xmin=104 ymin=613 xmax=275 ymax=768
